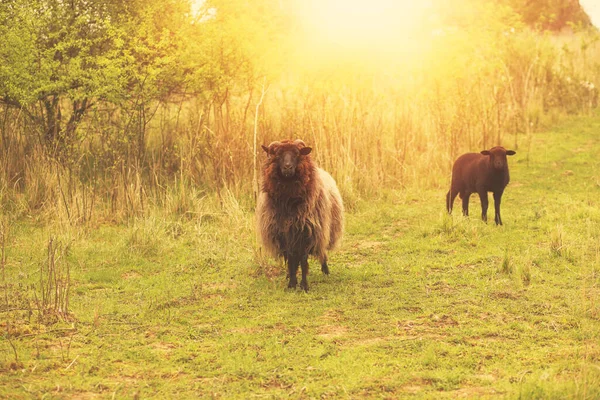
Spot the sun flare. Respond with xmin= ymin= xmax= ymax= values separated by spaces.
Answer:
xmin=299 ymin=0 xmax=433 ymax=51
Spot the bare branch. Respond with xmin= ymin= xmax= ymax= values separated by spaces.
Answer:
xmin=253 ymin=78 xmax=270 ymax=202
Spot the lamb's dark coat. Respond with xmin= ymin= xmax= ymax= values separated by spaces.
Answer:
xmin=256 ymin=139 xmax=344 ymax=291
xmin=446 ymin=146 xmax=516 ymax=225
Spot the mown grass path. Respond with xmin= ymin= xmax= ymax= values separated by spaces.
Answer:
xmin=1 ymin=116 xmax=600 ymax=398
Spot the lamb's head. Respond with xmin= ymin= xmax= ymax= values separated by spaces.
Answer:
xmin=481 ymin=146 xmax=516 ymax=170
xmin=261 ymin=139 xmax=312 ymax=179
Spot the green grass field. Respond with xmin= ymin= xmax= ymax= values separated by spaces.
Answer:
xmin=1 ymin=115 xmax=600 ymax=399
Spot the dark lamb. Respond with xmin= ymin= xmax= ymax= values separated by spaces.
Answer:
xmin=256 ymin=139 xmax=344 ymax=291
xmin=446 ymin=146 xmax=516 ymax=225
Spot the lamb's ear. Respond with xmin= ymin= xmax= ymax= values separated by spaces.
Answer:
xmin=299 ymin=147 xmax=312 ymax=156
xmin=481 ymin=150 xmax=490 ymax=156
xmin=506 ymin=150 xmax=516 ymax=156
xmin=261 ymin=145 xmax=269 ymax=154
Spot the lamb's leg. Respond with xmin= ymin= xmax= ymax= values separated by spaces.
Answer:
xmin=461 ymin=192 xmax=470 ymax=216
xmin=320 ymin=254 xmax=329 ymax=275
xmin=447 ymin=189 xmax=459 ymax=214
xmin=299 ymin=255 xmax=309 ymax=292
xmin=478 ymin=190 xmax=489 ymax=222
xmin=287 ymin=255 xmax=299 ymax=289
xmin=493 ymin=191 xmax=503 ymax=225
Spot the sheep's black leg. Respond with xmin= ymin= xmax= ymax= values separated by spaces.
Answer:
xmin=461 ymin=193 xmax=470 ymax=216
xmin=478 ymin=190 xmax=488 ymax=222
xmin=493 ymin=191 xmax=503 ymax=225
xmin=321 ymin=255 xmax=329 ymax=275
xmin=299 ymin=255 xmax=309 ymax=292
xmin=447 ymin=189 xmax=459 ymax=214
xmin=279 ymin=236 xmax=288 ymax=270
xmin=282 ymin=252 xmax=289 ymax=278
xmin=287 ymin=255 xmax=299 ymax=289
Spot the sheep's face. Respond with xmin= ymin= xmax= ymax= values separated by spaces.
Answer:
xmin=261 ymin=140 xmax=312 ymax=179
xmin=481 ymin=146 xmax=516 ymax=170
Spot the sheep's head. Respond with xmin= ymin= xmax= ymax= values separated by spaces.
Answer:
xmin=481 ymin=146 xmax=516 ymax=170
xmin=261 ymin=139 xmax=312 ymax=179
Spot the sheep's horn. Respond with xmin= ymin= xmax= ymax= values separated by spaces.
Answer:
xmin=267 ymin=141 xmax=282 ymax=148
xmin=293 ymin=139 xmax=306 ymax=147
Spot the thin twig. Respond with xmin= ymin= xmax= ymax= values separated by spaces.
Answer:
xmin=253 ymin=78 xmax=270 ymax=202
xmin=17 ymin=328 xmax=77 ymax=338
xmin=64 ymin=354 xmax=79 ymax=370
xmin=1 ymin=218 xmax=7 ymax=307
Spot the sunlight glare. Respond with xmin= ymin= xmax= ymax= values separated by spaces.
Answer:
xmin=299 ymin=0 xmax=433 ymax=52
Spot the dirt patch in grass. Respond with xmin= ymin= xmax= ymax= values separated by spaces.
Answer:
xmin=400 ymin=384 xmax=424 ymax=394
xmin=351 ymin=336 xmax=395 ymax=347
xmin=121 ymin=271 xmax=142 ymax=280
xmin=429 ymin=314 xmax=459 ymax=327
xmin=319 ymin=308 xmax=345 ymax=322
xmin=490 ymin=291 xmax=521 ymax=300
xmin=69 ymin=392 xmax=104 ymax=400
xmin=399 ymin=377 xmax=437 ymax=394
xmin=450 ymin=386 xmax=503 ymax=397
xmin=398 ymin=314 xmax=459 ymax=329
xmin=151 ymin=341 xmax=178 ymax=352
xmin=353 ymin=240 xmax=384 ymax=252
xmin=230 ymin=326 xmax=263 ymax=334
xmin=426 ymin=281 xmax=457 ymax=294
xmin=260 ymin=377 xmax=293 ymax=390
xmin=317 ymin=325 xmax=348 ymax=340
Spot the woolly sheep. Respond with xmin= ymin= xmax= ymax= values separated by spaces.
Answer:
xmin=256 ymin=139 xmax=344 ymax=291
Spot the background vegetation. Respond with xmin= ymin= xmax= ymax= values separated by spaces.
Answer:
xmin=1 ymin=0 xmax=600 ymax=397
xmin=0 ymin=0 xmax=598 ymax=220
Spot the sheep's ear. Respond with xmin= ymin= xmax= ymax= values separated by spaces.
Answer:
xmin=506 ymin=150 xmax=516 ymax=156
xmin=261 ymin=145 xmax=269 ymax=154
xmin=299 ymin=147 xmax=312 ymax=156
xmin=481 ymin=150 xmax=490 ymax=156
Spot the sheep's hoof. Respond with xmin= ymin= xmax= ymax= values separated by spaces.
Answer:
xmin=321 ymin=262 xmax=330 ymax=275
xmin=299 ymin=281 xmax=309 ymax=292
xmin=286 ymin=282 xmax=297 ymax=290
